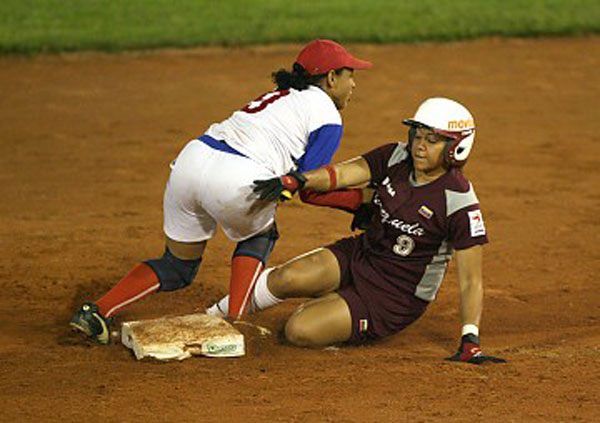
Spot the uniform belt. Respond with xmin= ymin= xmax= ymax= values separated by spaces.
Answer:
xmin=199 ymin=135 xmax=247 ymax=158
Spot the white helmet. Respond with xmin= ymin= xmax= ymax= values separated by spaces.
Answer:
xmin=403 ymin=97 xmax=476 ymax=167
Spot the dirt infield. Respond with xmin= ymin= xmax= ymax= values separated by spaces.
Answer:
xmin=1 ymin=37 xmax=599 ymax=422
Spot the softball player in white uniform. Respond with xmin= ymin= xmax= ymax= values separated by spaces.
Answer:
xmin=70 ymin=40 xmax=372 ymax=343
xmin=165 ymin=84 xmax=345 ymax=243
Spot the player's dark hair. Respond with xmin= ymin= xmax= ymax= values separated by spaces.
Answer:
xmin=406 ymin=126 xmax=416 ymax=168
xmin=272 ymin=63 xmax=345 ymax=91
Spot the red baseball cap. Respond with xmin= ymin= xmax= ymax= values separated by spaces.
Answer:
xmin=295 ymin=39 xmax=373 ymax=76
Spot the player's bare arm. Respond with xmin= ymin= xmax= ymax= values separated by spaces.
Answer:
xmin=455 ymin=245 xmax=483 ymax=328
xmin=252 ymin=156 xmax=371 ymax=202
xmin=447 ymin=245 xmax=505 ymax=364
xmin=303 ymin=156 xmax=372 ymax=191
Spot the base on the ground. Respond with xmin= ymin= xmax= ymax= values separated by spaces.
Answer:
xmin=121 ymin=313 xmax=245 ymax=360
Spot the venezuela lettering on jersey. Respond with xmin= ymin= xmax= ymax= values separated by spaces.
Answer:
xmin=373 ymin=196 xmax=425 ymax=236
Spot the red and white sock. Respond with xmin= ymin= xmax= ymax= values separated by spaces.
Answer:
xmin=205 ymin=295 xmax=230 ymax=317
xmin=96 ymin=263 xmax=160 ymax=318
xmin=208 ymin=267 xmax=281 ymax=317
xmin=251 ymin=268 xmax=281 ymax=310
xmin=227 ymin=256 xmax=263 ymax=320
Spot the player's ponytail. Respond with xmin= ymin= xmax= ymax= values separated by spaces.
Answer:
xmin=272 ymin=63 xmax=325 ymax=91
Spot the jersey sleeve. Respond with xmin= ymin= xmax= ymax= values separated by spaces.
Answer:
xmin=295 ymin=124 xmax=343 ymax=172
xmin=447 ymin=205 xmax=489 ymax=250
xmin=362 ymin=143 xmax=404 ymax=184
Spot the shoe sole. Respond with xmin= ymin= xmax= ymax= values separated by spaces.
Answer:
xmin=69 ymin=315 xmax=110 ymax=344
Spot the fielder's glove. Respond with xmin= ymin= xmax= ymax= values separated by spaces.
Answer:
xmin=445 ymin=334 xmax=506 ymax=365
xmin=350 ymin=203 xmax=376 ymax=231
xmin=253 ymin=171 xmax=307 ymax=202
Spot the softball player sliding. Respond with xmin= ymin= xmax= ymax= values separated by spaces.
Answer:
xmin=70 ymin=40 xmax=372 ymax=344
xmin=230 ymin=98 xmax=506 ymax=364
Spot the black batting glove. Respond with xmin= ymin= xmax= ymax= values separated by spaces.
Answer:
xmin=253 ymin=171 xmax=307 ymax=202
xmin=350 ymin=203 xmax=376 ymax=231
xmin=445 ymin=334 xmax=507 ymax=365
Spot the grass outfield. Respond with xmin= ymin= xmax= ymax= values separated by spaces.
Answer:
xmin=1 ymin=0 xmax=599 ymax=54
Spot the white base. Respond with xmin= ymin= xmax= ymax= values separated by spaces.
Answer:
xmin=121 ymin=313 xmax=245 ymax=361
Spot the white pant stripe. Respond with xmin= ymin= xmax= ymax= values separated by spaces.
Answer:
xmin=105 ymin=283 xmax=160 ymax=318
xmin=236 ymin=263 xmax=263 ymax=320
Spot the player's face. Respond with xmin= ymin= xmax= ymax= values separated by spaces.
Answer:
xmin=411 ymin=127 xmax=447 ymax=177
xmin=325 ymin=68 xmax=356 ymax=110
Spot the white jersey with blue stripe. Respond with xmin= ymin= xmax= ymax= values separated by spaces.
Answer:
xmin=204 ymin=85 xmax=343 ymax=175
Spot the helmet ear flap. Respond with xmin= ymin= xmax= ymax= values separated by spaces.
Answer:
xmin=444 ymin=133 xmax=475 ymax=167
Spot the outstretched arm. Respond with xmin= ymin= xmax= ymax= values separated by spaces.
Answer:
xmin=456 ymin=245 xmax=483 ymax=329
xmin=253 ymin=156 xmax=371 ymax=201
xmin=302 ymin=156 xmax=372 ymax=192
xmin=446 ymin=245 xmax=506 ymax=365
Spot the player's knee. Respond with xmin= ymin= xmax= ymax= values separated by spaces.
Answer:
xmin=144 ymin=248 xmax=201 ymax=292
xmin=272 ymin=259 xmax=331 ymax=298
xmin=284 ymin=314 xmax=320 ymax=348
xmin=271 ymin=265 xmax=303 ymax=297
xmin=233 ymin=224 xmax=279 ymax=263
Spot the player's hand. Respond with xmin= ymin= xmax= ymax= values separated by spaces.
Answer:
xmin=445 ymin=334 xmax=506 ymax=365
xmin=350 ymin=203 xmax=376 ymax=231
xmin=253 ymin=171 xmax=307 ymax=202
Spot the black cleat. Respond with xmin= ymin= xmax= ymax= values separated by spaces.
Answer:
xmin=69 ymin=302 xmax=111 ymax=344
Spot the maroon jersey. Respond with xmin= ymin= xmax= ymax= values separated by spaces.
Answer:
xmin=339 ymin=142 xmax=488 ymax=335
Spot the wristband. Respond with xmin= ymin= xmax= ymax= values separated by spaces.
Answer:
xmin=281 ymin=171 xmax=307 ymax=193
xmin=281 ymin=175 xmax=301 ymax=191
xmin=324 ymin=165 xmax=337 ymax=190
xmin=461 ymin=324 xmax=479 ymax=337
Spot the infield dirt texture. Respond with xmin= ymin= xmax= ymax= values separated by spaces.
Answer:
xmin=1 ymin=37 xmax=599 ymax=421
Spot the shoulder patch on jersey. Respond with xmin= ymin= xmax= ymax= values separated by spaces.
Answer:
xmin=445 ymin=183 xmax=479 ymax=216
xmin=468 ymin=209 xmax=486 ymax=237
xmin=387 ymin=143 xmax=409 ymax=168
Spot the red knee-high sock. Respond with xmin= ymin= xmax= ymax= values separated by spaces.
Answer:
xmin=96 ymin=263 xmax=160 ymax=318
xmin=227 ymin=256 xmax=263 ymax=320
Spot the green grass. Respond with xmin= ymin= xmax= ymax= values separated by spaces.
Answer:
xmin=1 ymin=0 xmax=599 ymax=54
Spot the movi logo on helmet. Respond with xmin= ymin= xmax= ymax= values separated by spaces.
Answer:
xmin=448 ymin=119 xmax=474 ymax=130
